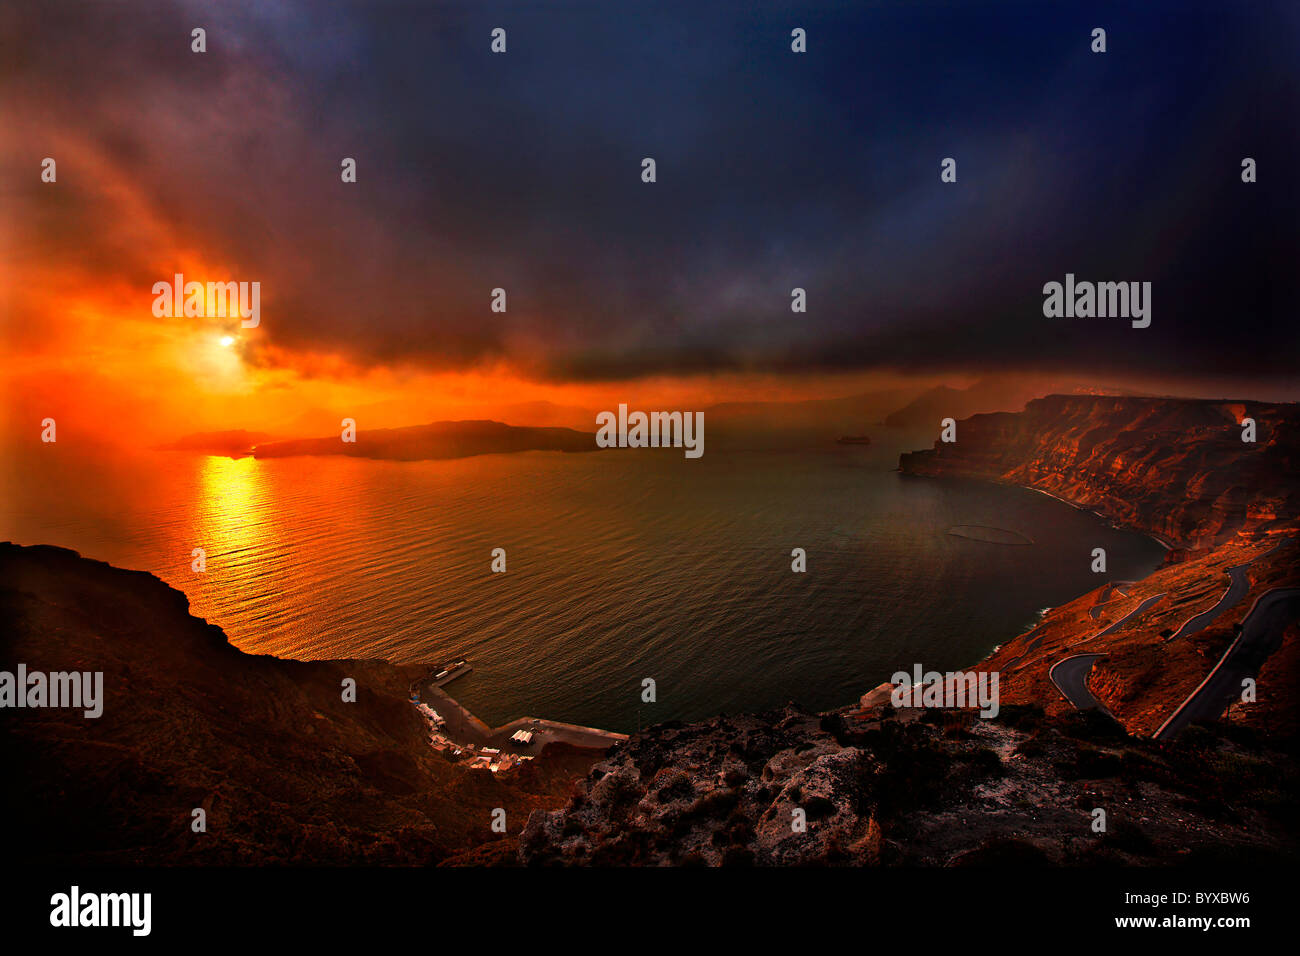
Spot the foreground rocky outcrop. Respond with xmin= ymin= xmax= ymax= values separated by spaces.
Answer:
xmin=898 ymin=395 xmax=1299 ymax=548
xmin=520 ymin=703 xmax=1297 ymax=866
xmin=0 ymin=543 xmax=597 ymax=865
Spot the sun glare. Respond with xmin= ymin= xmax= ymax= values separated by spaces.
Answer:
xmin=219 ymin=335 xmax=235 ymax=348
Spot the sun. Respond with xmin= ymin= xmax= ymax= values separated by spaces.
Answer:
xmin=219 ymin=335 xmax=235 ymax=348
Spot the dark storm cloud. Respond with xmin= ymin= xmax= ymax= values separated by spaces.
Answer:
xmin=4 ymin=0 xmax=1298 ymax=384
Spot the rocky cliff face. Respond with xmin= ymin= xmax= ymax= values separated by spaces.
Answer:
xmin=0 ymin=543 xmax=593 ymax=865
xmin=898 ymin=396 xmax=1300 ymax=548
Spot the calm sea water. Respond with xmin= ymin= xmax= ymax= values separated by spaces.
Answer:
xmin=2 ymin=439 xmax=1165 ymax=732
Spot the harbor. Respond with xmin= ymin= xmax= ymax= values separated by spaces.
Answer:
xmin=409 ymin=659 xmax=628 ymax=773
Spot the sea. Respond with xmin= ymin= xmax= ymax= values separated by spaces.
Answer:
xmin=1 ymin=437 xmax=1166 ymax=732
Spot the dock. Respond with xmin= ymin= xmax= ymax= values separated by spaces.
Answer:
xmin=409 ymin=660 xmax=627 ymax=770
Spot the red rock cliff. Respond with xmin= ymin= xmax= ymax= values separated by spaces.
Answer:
xmin=898 ymin=395 xmax=1299 ymax=548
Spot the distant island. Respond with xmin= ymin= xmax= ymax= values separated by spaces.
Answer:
xmin=835 ymin=435 xmax=872 ymax=445
xmin=158 ymin=429 xmax=275 ymax=458
xmin=251 ymin=420 xmax=596 ymax=461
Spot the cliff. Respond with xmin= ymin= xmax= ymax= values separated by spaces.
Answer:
xmin=981 ymin=536 xmax=1299 ymax=734
xmin=894 ymin=395 xmax=1300 ymax=736
xmin=0 ymin=543 xmax=595 ymax=865
xmin=898 ymin=395 xmax=1300 ymax=548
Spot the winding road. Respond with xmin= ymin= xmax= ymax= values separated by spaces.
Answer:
xmin=1049 ymin=593 xmax=1167 ymax=710
xmin=1165 ymin=563 xmax=1253 ymax=641
xmin=1089 ymin=581 xmax=1134 ymax=620
xmin=1165 ymin=541 xmax=1287 ymax=642
xmin=1048 ymin=654 xmax=1111 ymax=712
xmin=1083 ymin=593 xmax=1166 ymax=645
xmin=1153 ymin=587 xmax=1300 ymax=740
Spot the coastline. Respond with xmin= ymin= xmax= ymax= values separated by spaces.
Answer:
xmin=899 ymin=468 xmax=1180 ymax=552
xmin=865 ymin=472 xmax=1195 ymax=725
xmin=1002 ymin=479 xmax=1174 ymax=598
xmin=1026 ymin=486 xmax=1174 ymax=550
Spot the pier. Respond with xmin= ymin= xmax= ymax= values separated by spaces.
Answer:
xmin=409 ymin=660 xmax=627 ymax=771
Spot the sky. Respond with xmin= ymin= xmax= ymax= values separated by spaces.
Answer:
xmin=2 ymin=0 xmax=1297 ymax=442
